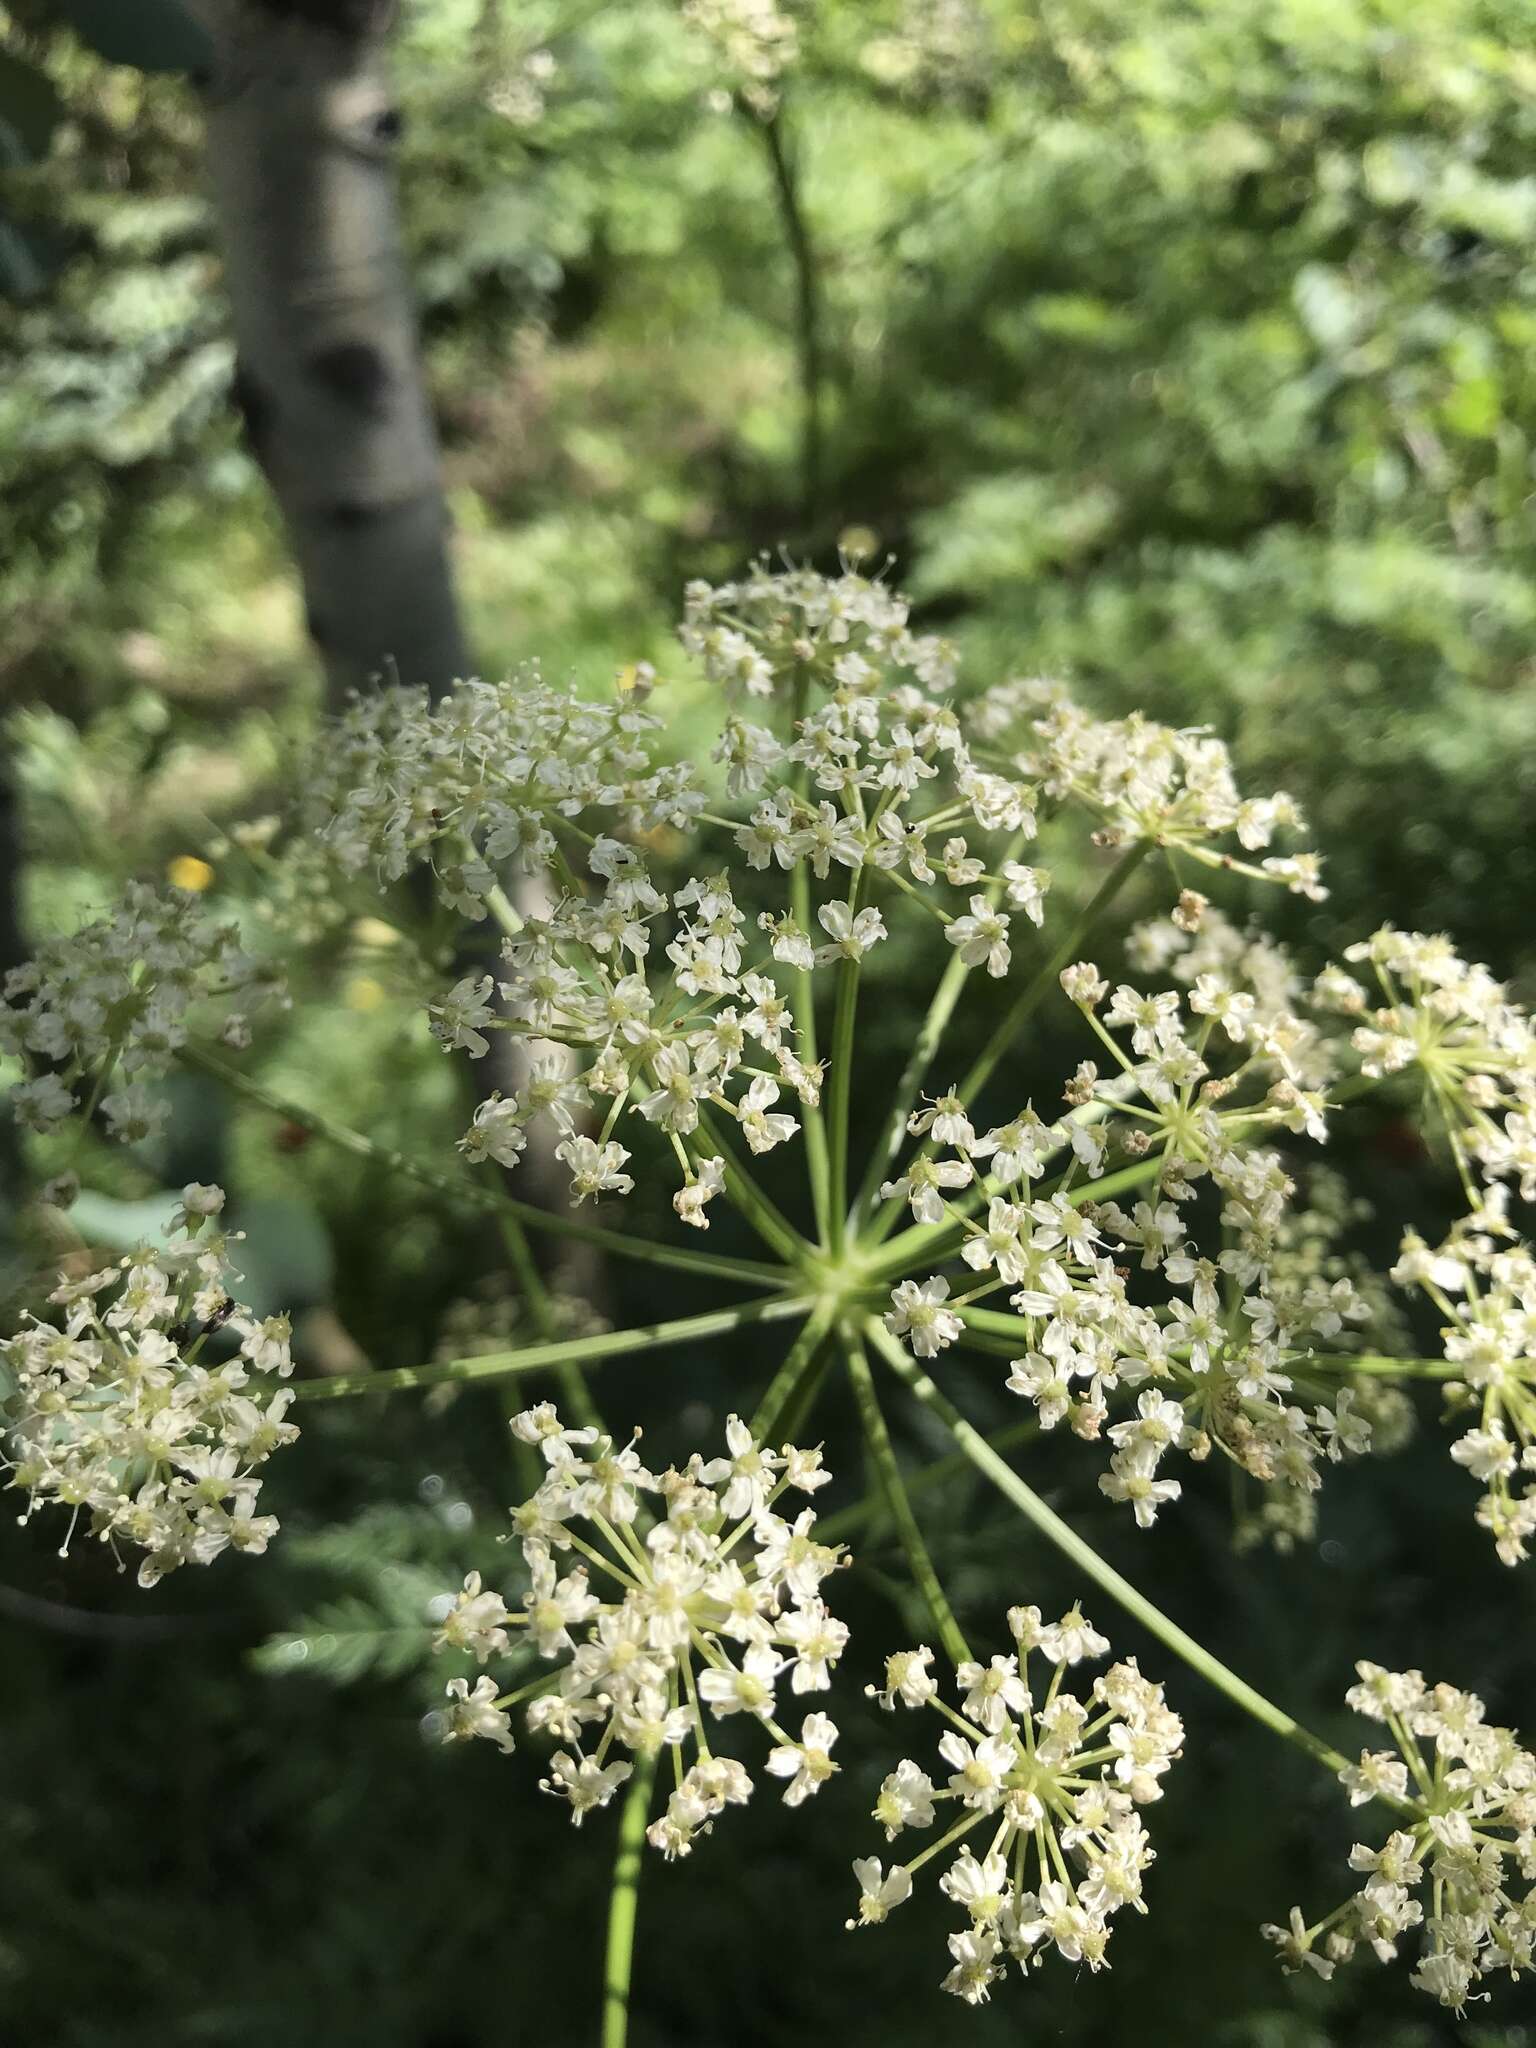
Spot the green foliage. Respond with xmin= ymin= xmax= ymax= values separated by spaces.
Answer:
xmin=862 ymin=0 xmax=1536 ymax=955
xmin=252 ymin=1505 xmax=475 ymax=1688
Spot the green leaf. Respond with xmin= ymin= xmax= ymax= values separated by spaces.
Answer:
xmin=252 ymin=1559 xmax=455 ymax=1687
xmin=67 ymin=1187 xmax=184 ymax=1249
xmin=252 ymin=1592 xmax=437 ymax=1687
xmin=226 ymin=1193 xmax=334 ymax=1317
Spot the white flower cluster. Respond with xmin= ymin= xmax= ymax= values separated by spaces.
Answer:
xmin=852 ymin=1605 xmax=1182 ymax=2004
xmin=1394 ymin=1226 xmax=1536 ymax=1564
xmin=486 ymin=44 xmax=557 ymax=127
xmin=0 ymin=1186 xmax=298 ymax=1586
xmin=297 ymin=669 xmax=703 ymax=917
xmin=435 ymin=1405 xmax=849 ymax=1851
xmin=1327 ymin=927 xmax=1536 ymax=1202
xmin=1266 ymin=1662 xmax=1536 ymax=2011
xmin=1317 ymin=926 xmax=1536 ymax=1562
xmin=0 ymin=881 xmax=280 ymax=1143
xmin=879 ymin=953 xmax=1379 ymax=1525
xmin=966 ymin=679 xmax=1326 ymax=900
xmin=409 ymin=566 xmax=1317 ymax=1219
xmin=862 ymin=0 xmax=997 ymax=102
xmin=681 ymin=0 xmax=799 ymax=118
xmin=438 ymin=869 xmax=821 ymax=1230
xmin=680 ymin=558 xmax=959 ymax=702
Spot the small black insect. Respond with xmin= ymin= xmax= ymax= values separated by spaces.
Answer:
xmin=203 ymin=1297 xmax=237 ymax=1337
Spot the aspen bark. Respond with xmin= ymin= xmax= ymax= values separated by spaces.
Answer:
xmin=183 ymin=4 xmax=592 ymax=1298
xmin=188 ymin=0 xmax=467 ymax=702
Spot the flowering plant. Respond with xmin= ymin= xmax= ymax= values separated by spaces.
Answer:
xmin=4 ymin=563 xmax=1534 ymax=2029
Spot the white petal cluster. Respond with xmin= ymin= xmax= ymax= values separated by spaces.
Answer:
xmin=378 ymin=567 xmax=1315 ymax=1218
xmin=967 ymin=679 xmax=1325 ymax=897
xmin=681 ymin=0 xmax=798 ymax=118
xmin=297 ymin=668 xmax=703 ymax=912
xmin=877 ymin=956 xmax=1384 ymax=1528
xmin=0 ymin=1188 xmax=298 ymax=1586
xmin=852 ymin=1605 xmax=1182 ymax=2004
xmin=0 ymin=882 xmax=282 ymax=1143
xmin=1332 ymin=927 xmax=1536 ymax=1191
xmin=1266 ymin=1662 xmax=1536 ymax=2010
xmin=1395 ymin=1226 xmax=1536 ymax=1563
xmin=1322 ymin=928 xmax=1536 ymax=1560
xmin=434 ymin=1405 xmax=847 ymax=1853
xmin=448 ymin=868 xmax=820 ymax=1218
xmin=680 ymin=558 xmax=958 ymax=702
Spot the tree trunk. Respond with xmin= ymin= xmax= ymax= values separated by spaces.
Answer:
xmin=188 ymin=0 xmax=467 ymax=703
xmin=184 ymin=3 xmax=596 ymax=1310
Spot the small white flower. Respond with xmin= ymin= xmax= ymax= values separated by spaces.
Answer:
xmin=815 ymin=899 xmax=888 ymax=963
xmin=1037 ymin=1607 xmax=1111 ymax=1666
xmin=542 ymin=1749 xmax=632 ymax=1823
xmin=873 ymin=1758 xmax=936 ymax=1842
xmin=429 ymin=974 xmax=496 ymax=1057
xmin=555 ymin=1135 xmax=635 ymax=1202
xmin=946 ymin=897 xmax=1012 ymax=978
xmin=884 ymin=1276 xmax=963 ymax=1357
xmin=674 ymin=1155 xmax=726 ymax=1228
xmin=698 ymin=1642 xmax=781 ymax=1720
xmin=442 ymin=1674 xmax=515 ymax=1754
xmin=765 ymin=1712 xmax=840 ymax=1806
xmin=939 ymin=1730 xmax=1014 ymax=1812
xmin=957 ymin=1654 xmax=1030 ymax=1733
xmin=870 ymin=1645 xmax=938 ymax=1711
xmin=434 ymin=1570 xmax=512 ymax=1662
xmin=941 ymin=1925 xmax=1002 ymax=2004
xmin=737 ymin=1074 xmax=799 ymax=1155
xmin=1001 ymin=862 xmax=1050 ymax=926
xmin=847 ymin=1857 xmax=913 ymax=1928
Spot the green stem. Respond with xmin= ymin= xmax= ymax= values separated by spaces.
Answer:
xmin=867 ymin=1151 xmax=1165 ymax=1288
xmin=760 ymin=105 xmax=824 ymax=523
xmin=694 ymin=1104 xmax=809 ymax=1268
xmin=494 ymin=1211 xmax=602 ymax=1434
xmin=864 ymin=1317 xmax=1351 ymax=1777
xmin=295 ymin=1294 xmax=810 ymax=1403
xmin=748 ymin=1297 xmax=835 ymax=1440
xmin=1338 ymin=1355 xmax=1457 ymax=1379
xmin=844 ymin=1329 xmax=971 ymax=1664
xmin=790 ymin=866 xmax=833 ymax=1247
xmin=826 ymin=950 xmax=861 ymax=1256
xmin=849 ymin=949 xmax=969 ymax=1231
xmin=484 ymin=883 xmax=525 ymax=939
xmin=601 ymin=1751 xmax=656 ymax=2048
xmin=180 ymin=1043 xmax=786 ymax=1292
xmin=863 ymin=842 xmax=1152 ymax=1248
xmin=955 ymin=1304 xmax=1033 ymax=1345
xmin=818 ymin=1415 xmax=1040 ymax=1543
xmin=776 ymin=1346 xmax=833 ymax=1446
